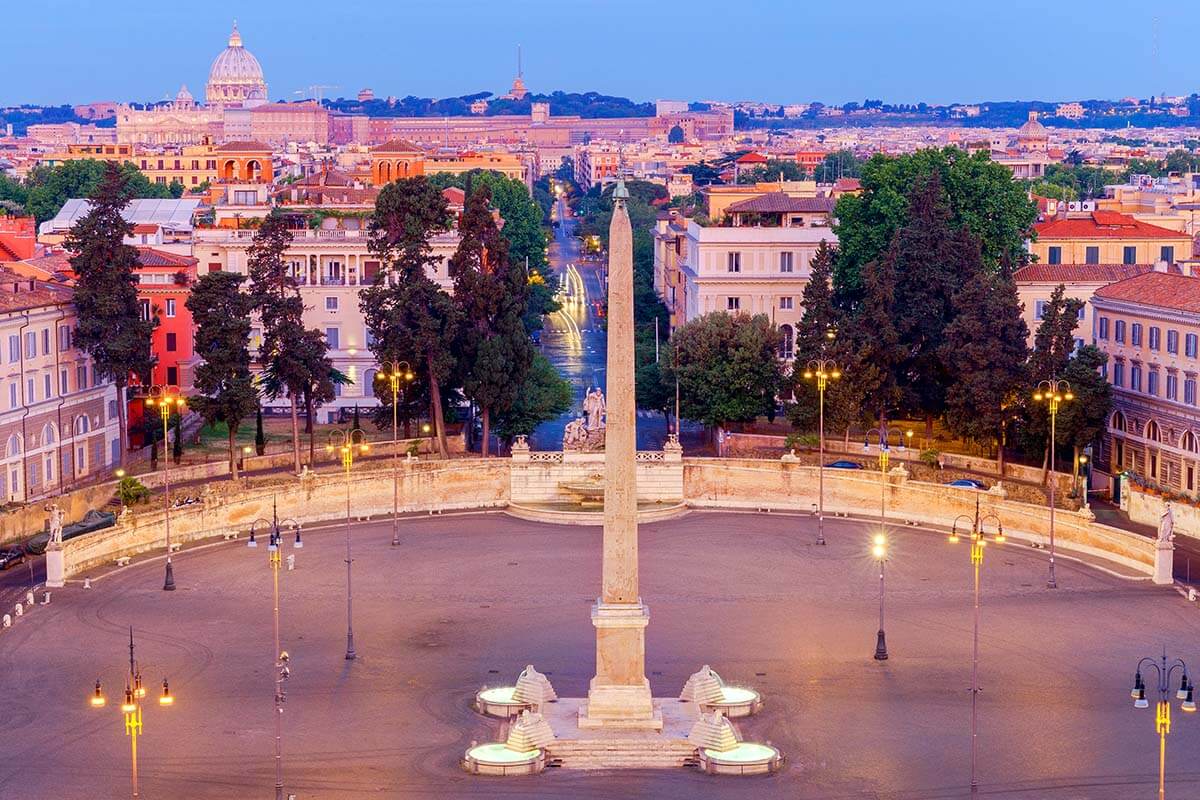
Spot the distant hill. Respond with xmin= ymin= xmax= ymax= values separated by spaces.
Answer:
xmin=325 ymin=91 xmax=653 ymax=119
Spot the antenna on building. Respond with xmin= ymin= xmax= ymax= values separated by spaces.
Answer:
xmin=1152 ymin=16 xmax=1162 ymax=102
xmin=517 ymin=44 xmax=523 ymax=79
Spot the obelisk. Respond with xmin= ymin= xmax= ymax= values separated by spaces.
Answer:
xmin=580 ymin=178 xmax=661 ymax=730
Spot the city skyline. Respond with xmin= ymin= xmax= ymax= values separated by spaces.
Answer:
xmin=4 ymin=0 xmax=1200 ymax=107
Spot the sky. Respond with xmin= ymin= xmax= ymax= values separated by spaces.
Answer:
xmin=3 ymin=0 xmax=1199 ymax=107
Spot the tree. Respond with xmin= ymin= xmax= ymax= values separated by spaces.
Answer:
xmin=24 ymin=159 xmax=173 ymax=223
xmin=65 ymin=161 xmax=156 ymax=467
xmin=1030 ymin=284 xmax=1085 ymax=382
xmin=172 ymin=412 xmax=182 ymax=465
xmin=186 ymin=271 xmax=258 ymax=480
xmin=493 ymin=353 xmax=572 ymax=442
xmin=449 ymin=183 xmax=533 ymax=455
xmin=1054 ymin=345 xmax=1113 ymax=472
xmin=294 ymin=328 xmax=340 ymax=463
xmin=365 ymin=177 xmax=457 ymax=457
xmin=940 ymin=256 xmax=1030 ymax=463
xmin=668 ymin=124 xmax=685 ymax=144
xmin=737 ymin=159 xmax=807 ymax=184
xmin=255 ymin=406 xmax=266 ymax=455
xmin=247 ymin=213 xmax=305 ymax=472
xmin=665 ymin=312 xmax=783 ymax=432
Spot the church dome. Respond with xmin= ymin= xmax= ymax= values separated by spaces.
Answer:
xmin=1018 ymin=111 xmax=1048 ymax=140
xmin=206 ymin=23 xmax=268 ymax=109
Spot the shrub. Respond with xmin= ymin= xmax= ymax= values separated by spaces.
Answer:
xmin=117 ymin=476 xmax=151 ymax=506
xmin=920 ymin=449 xmax=940 ymax=468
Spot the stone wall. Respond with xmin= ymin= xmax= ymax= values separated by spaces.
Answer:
xmin=0 ymin=481 xmax=117 ymax=547
xmin=1123 ymin=485 xmax=1200 ymax=538
xmin=509 ymin=450 xmax=683 ymax=505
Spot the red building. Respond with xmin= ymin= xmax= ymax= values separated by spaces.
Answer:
xmin=134 ymin=248 xmax=199 ymax=389
xmin=0 ymin=216 xmax=38 ymax=262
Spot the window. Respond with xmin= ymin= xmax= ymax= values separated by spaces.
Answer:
xmin=325 ymin=327 xmax=340 ymax=349
xmin=1123 ymin=246 xmax=1137 ymax=265
xmin=726 ymin=297 xmax=740 ymax=311
xmin=41 ymin=329 xmax=49 ymax=355
xmin=58 ymin=326 xmax=71 ymax=352
xmin=7 ymin=335 xmax=16 ymax=362
xmin=1085 ymin=246 xmax=1100 ymax=265
xmin=1098 ymin=317 xmax=1109 ymax=340
xmin=1149 ymin=327 xmax=1161 ymax=351
xmin=1161 ymin=245 xmax=1176 ymax=263
xmin=1167 ymin=330 xmax=1179 ymax=354
xmin=76 ymin=366 xmax=87 ymax=390
xmin=778 ymin=324 xmax=794 ymax=359
xmin=1131 ymin=323 xmax=1142 ymax=346
xmin=24 ymin=332 xmax=35 ymax=359
xmin=1115 ymin=320 xmax=1126 ymax=343
xmin=6 ymin=383 xmax=14 ymax=409
xmin=1048 ymin=246 xmax=1062 ymax=265
xmin=208 ymin=262 xmax=221 ymax=273
xmin=779 ymin=252 xmax=794 ymax=273
xmin=165 ymin=332 xmax=177 ymax=352
xmin=1187 ymin=378 xmax=1197 ymax=405
xmin=139 ymin=299 xmax=151 ymax=322
xmin=166 ymin=366 xmax=178 ymax=385
xmin=1167 ymin=374 xmax=1178 ymax=400
xmin=107 ymin=399 xmax=116 ymax=421
xmin=325 ymin=296 xmax=339 ymax=311
xmin=1131 ymin=365 xmax=1142 ymax=392
xmin=43 ymin=374 xmax=51 ymax=399
xmin=26 ymin=377 xmax=34 ymax=402
xmin=1148 ymin=369 xmax=1159 ymax=396
xmin=1189 ymin=334 xmax=1199 ymax=358
xmin=726 ymin=252 xmax=741 ymax=273
xmin=1035 ymin=300 xmax=1046 ymax=320
xmin=779 ymin=297 xmax=793 ymax=310
xmin=165 ymin=299 xmax=176 ymax=318
xmin=59 ymin=369 xmax=67 ymax=395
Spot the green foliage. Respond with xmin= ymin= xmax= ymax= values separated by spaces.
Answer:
xmin=172 ymin=412 xmax=182 ymax=464
xmin=920 ymin=449 xmax=940 ymax=468
xmin=22 ymin=159 xmax=173 ymax=223
xmin=1054 ymin=345 xmax=1113 ymax=450
xmin=668 ymin=124 xmax=685 ymax=144
xmin=1030 ymin=284 xmax=1085 ymax=381
xmin=811 ymin=150 xmax=863 ymax=183
xmin=117 ymin=476 xmax=151 ymax=506
xmin=494 ymin=353 xmax=572 ymax=441
xmin=255 ymin=406 xmax=266 ymax=455
xmin=665 ymin=312 xmax=783 ymax=428
xmin=737 ymin=159 xmax=807 ymax=184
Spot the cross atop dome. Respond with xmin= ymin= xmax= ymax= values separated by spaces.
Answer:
xmin=229 ymin=20 xmax=242 ymax=47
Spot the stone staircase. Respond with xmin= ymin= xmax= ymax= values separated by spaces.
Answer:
xmin=545 ymin=737 xmax=698 ymax=769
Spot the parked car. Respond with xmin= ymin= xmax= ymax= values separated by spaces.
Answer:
xmin=945 ymin=478 xmax=988 ymax=490
xmin=826 ymin=460 xmax=864 ymax=469
xmin=0 ymin=547 xmax=26 ymax=570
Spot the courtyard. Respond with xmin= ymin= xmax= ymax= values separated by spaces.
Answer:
xmin=1 ymin=510 xmax=1197 ymax=799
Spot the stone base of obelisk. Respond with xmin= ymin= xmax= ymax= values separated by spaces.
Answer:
xmin=579 ymin=600 xmax=662 ymax=731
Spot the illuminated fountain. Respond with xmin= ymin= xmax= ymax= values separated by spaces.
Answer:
xmin=680 ymin=664 xmax=764 ymax=718
xmin=688 ymin=710 xmax=781 ymax=776
xmin=463 ymin=709 xmax=556 ymax=776
xmin=474 ymin=665 xmax=558 ymax=718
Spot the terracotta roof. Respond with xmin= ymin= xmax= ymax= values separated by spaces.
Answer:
xmin=0 ymin=268 xmax=72 ymax=311
xmin=296 ymin=167 xmax=355 ymax=187
xmin=1034 ymin=211 xmax=1189 ymax=240
xmin=214 ymin=140 xmax=271 ymax=152
xmin=1013 ymin=263 xmax=1155 ymax=283
xmin=1094 ymin=271 xmax=1200 ymax=313
xmin=441 ymin=186 xmax=465 ymax=204
xmin=735 ymin=152 xmax=768 ymax=164
xmin=832 ymin=178 xmax=862 ymax=192
xmin=371 ymin=139 xmax=423 ymax=154
xmin=131 ymin=223 xmax=161 ymax=235
xmin=135 ymin=247 xmax=196 ymax=268
xmin=726 ymin=193 xmax=835 ymax=214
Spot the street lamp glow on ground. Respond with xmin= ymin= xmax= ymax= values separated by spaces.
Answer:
xmin=1033 ymin=379 xmax=1073 ymax=589
xmin=327 ymin=427 xmax=369 ymax=660
xmin=949 ymin=497 xmax=1003 ymax=794
xmin=1131 ymin=650 xmax=1196 ymax=800
xmin=89 ymin=627 xmax=174 ymax=799
xmin=802 ymin=337 xmax=841 ymax=546
xmin=376 ymin=361 xmax=415 ymax=547
xmin=872 ymin=531 xmax=888 ymax=661
xmin=145 ymin=385 xmax=183 ymax=591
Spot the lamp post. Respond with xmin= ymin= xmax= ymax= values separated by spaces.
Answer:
xmin=249 ymin=503 xmax=301 ymax=800
xmin=89 ymin=627 xmax=175 ymax=799
xmin=802 ymin=331 xmax=841 ymax=547
xmin=872 ymin=532 xmax=889 ymax=660
xmin=1074 ymin=453 xmax=1089 ymax=501
xmin=864 ymin=424 xmax=909 ymax=522
xmin=1033 ymin=379 xmax=1073 ymax=589
xmin=145 ymin=385 xmax=184 ymax=591
xmin=375 ymin=361 xmax=415 ymax=547
xmin=327 ymin=427 xmax=369 ymax=660
xmin=1131 ymin=650 xmax=1196 ymax=800
xmin=949 ymin=497 xmax=1004 ymax=793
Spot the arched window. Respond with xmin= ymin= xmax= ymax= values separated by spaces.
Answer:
xmin=41 ymin=423 xmax=56 ymax=446
xmin=6 ymin=434 xmax=20 ymax=458
xmin=778 ymin=324 xmax=794 ymax=360
xmin=1184 ymin=431 xmax=1199 ymax=453
xmin=74 ymin=414 xmax=90 ymax=435
xmin=1111 ymin=410 xmax=1127 ymax=432
xmin=1146 ymin=419 xmax=1162 ymax=442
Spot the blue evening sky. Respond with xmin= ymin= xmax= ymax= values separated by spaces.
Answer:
xmin=3 ymin=0 xmax=1197 ymax=106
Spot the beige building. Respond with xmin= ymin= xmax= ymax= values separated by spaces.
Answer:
xmin=1032 ymin=211 xmax=1193 ymax=267
xmin=1093 ymin=270 xmax=1200 ymax=496
xmin=1013 ymin=263 xmax=1153 ymax=348
xmin=0 ymin=271 xmax=122 ymax=502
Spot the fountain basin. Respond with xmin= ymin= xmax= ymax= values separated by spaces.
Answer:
xmin=699 ymin=742 xmax=781 ymax=775
xmin=474 ymin=686 xmax=531 ymax=718
xmin=704 ymin=686 xmax=763 ymax=718
xmin=462 ymin=743 xmax=545 ymax=776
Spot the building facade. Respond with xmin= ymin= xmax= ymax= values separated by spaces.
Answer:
xmin=1032 ymin=211 xmax=1192 ymax=267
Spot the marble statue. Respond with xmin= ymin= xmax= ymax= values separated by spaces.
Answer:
xmin=563 ymin=417 xmax=587 ymax=449
xmin=1158 ymin=502 xmax=1175 ymax=545
xmin=583 ymin=387 xmax=607 ymax=430
xmin=47 ymin=503 xmax=65 ymax=547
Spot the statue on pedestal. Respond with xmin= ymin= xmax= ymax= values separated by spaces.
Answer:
xmin=46 ymin=504 xmax=65 ymax=548
xmin=1158 ymin=503 xmax=1175 ymax=547
xmin=584 ymin=387 xmax=607 ymax=430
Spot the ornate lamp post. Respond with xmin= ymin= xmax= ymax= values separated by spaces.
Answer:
xmin=949 ymin=497 xmax=1004 ymax=794
xmin=249 ymin=503 xmax=301 ymax=800
xmin=802 ymin=336 xmax=841 ymax=547
xmin=872 ymin=532 xmax=889 ymax=660
xmin=89 ymin=627 xmax=175 ymax=799
xmin=327 ymin=427 xmax=369 ymax=660
xmin=1131 ymin=650 xmax=1196 ymax=800
xmin=1033 ymin=379 xmax=1073 ymax=589
xmin=145 ymin=385 xmax=184 ymax=591
xmin=864 ymin=424 xmax=909 ymax=522
xmin=375 ymin=361 xmax=415 ymax=547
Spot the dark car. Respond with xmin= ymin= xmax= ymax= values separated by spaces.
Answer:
xmin=946 ymin=478 xmax=988 ymax=490
xmin=0 ymin=547 xmax=26 ymax=570
xmin=826 ymin=460 xmax=864 ymax=469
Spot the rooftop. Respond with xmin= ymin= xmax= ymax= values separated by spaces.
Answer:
xmin=42 ymin=198 xmax=201 ymax=235
xmin=1034 ymin=211 xmax=1189 ymax=240
xmin=1013 ymin=263 xmax=1157 ymax=283
xmin=1094 ymin=271 xmax=1200 ymax=313
xmin=725 ymin=193 xmax=834 ymax=215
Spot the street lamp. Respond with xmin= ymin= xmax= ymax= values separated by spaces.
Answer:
xmin=949 ymin=497 xmax=1004 ymax=794
xmin=249 ymin=501 xmax=301 ymax=800
xmin=89 ymin=627 xmax=175 ymax=799
xmin=326 ymin=427 xmax=369 ymax=660
xmin=1131 ymin=650 xmax=1196 ymax=800
xmin=864 ymin=424 xmax=909 ymax=522
xmin=802 ymin=341 xmax=841 ymax=546
xmin=1033 ymin=379 xmax=1073 ymax=589
xmin=871 ymin=532 xmax=889 ymax=660
xmin=145 ymin=385 xmax=184 ymax=591
xmin=1074 ymin=453 xmax=1089 ymax=501
xmin=375 ymin=361 xmax=415 ymax=547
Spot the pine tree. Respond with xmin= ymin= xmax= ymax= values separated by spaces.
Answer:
xmin=65 ymin=161 xmax=156 ymax=467
xmin=1030 ymin=284 xmax=1085 ymax=381
xmin=449 ymin=183 xmax=532 ymax=456
xmin=847 ymin=241 xmax=904 ymax=426
xmin=255 ymin=406 xmax=266 ymax=456
xmin=172 ymin=411 xmax=182 ymax=465
xmin=186 ymin=271 xmax=258 ymax=480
